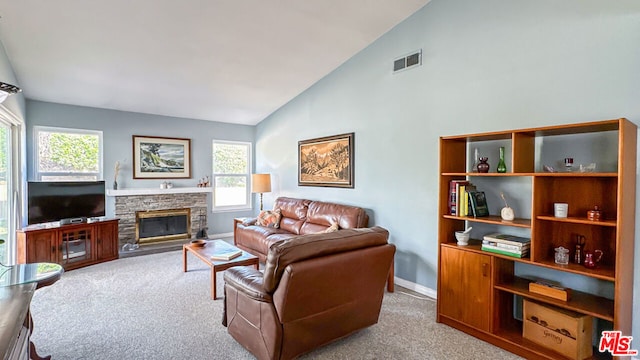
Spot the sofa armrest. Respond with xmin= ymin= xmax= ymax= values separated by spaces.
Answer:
xmin=241 ymin=218 xmax=257 ymax=226
xmin=233 ymin=217 xmax=257 ymax=246
xmin=223 ymin=267 xmax=272 ymax=302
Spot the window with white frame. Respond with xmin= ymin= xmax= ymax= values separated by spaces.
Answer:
xmin=212 ymin=140 xmax=251 ymax=211
xmin=0 ymin=121 xmax=12 ymax=264
xmin=34 ymin=126 xmax=103 ymax=181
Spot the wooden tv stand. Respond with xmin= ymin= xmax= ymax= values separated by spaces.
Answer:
xmin=17 ymin=218 xmax=119 ymax=270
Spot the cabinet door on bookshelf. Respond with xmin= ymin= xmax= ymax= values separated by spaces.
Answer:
xmin=439 ymin=246 xmax=491 ymax=331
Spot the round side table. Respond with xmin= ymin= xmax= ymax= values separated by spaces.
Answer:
xmin=0 ymin=263 xmax=63 ymax=360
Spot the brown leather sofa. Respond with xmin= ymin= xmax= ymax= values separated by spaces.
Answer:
xmin=234 ymin=197 xmax=370 ymax=263
xmin=223 ymin=226 xmax=395 ymax=360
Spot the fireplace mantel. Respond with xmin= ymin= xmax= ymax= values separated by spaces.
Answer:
xmin=106 ymin=187 xmax=211 ymax=197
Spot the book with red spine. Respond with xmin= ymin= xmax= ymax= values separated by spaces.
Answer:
xmin=449 ymin=180 xmax=469 ymax=216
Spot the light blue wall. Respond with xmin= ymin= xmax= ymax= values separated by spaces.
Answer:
xmin=25 ymin=100 xmax=255 ymax=234
xmin=256 ymin=0 xmax=640 ymax=340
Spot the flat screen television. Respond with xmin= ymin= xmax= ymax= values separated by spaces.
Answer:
xmin=27 ymin=181 xmax=106 ymax=225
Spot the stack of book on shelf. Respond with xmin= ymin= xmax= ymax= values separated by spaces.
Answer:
xmin=449 ymin=180 xmax=469 ymax=216
xmin=449 ymin=180 xmax=487 ymax=217
xmin=482 ymin=233 xmax=530 ymax=258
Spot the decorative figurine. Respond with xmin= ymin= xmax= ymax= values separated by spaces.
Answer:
xmin=471 ymin=148 xmax=479 ymax=173
xmin=500 ymin=192 xmax=514 ymax=221
xmin=564 ymin=157 xmax=574 ymax=172
xmin=587 ymin=206 xmax=602 ymax=221
xmin=554 ymin=246 xmax=570 ymax=265
xmin=113 ymin=161 xmax=120 ymax=190
xmin=197 ymin=176 xmax=211 ymax=187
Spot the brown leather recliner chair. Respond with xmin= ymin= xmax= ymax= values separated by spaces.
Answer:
xmin=222 ymin=226 xmax=395 ymax=360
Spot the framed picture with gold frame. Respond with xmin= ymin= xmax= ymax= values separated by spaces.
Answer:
xmin=298 ymin=132 xmax=354 ymax=188
xmin=133 ymin=135 xmax=191 ymax=179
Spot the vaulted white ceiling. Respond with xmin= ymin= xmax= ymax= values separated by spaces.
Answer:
xmin=0 ymin=0 xmax=428 ymax=125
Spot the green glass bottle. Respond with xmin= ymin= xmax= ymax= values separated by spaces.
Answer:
xmin=497 ymin=147 xmax=507 ymax=173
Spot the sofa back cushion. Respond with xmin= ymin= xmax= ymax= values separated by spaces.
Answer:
xmin=273 ymin=197 xmax=311 ymax=235
xmin=299 ymin=200 xmax=369 ymax=234
xmin=262 ymin=226 xmax=389 ymax=293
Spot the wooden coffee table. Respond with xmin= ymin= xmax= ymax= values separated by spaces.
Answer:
xmin=182 ymin=239 xmax=259 ymax=300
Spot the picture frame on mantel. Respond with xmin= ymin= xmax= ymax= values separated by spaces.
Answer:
xmin=133 ymin=135 xmax=192 ymax=179
xmin=298 ymin=132 xmax=354 ymax=188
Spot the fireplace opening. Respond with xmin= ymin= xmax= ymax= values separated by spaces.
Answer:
xmin=136 ymin=208 xmax=191 ymax=244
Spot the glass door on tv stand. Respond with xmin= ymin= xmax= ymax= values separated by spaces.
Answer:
xmin=60 ymin=228 xmax=92 ymax=264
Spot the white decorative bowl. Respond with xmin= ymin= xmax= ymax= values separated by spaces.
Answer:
xmin=455 ymin=231 xmax=470 ymax=246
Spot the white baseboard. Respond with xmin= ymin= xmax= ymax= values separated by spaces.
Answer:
xmin=394 ymin=277 xmax=437 ymax=300
xmin=208 ymin=232 xmax=233 ymax=239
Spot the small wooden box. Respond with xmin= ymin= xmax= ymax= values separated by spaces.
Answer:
xmin=523 ymin=300 xmax=592 ymax=360
xmin=529 ymin=281 xmax=571 ymax=301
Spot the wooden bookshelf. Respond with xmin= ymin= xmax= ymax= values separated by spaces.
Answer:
xmin=436 ymin=118 xmax=636 ymax=359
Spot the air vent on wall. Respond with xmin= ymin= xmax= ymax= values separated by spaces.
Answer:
xmin=393 ymin=49 xmax=422 ymax=73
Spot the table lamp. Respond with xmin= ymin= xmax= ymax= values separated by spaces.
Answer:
xmin=251 ymin=174 xmax=271 ymax=211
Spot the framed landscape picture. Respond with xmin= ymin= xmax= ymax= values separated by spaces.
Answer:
xmin=133 ymin=135 xmax=191 ymax=179
xmin=298 ymin=132 xmax=354 ymax=188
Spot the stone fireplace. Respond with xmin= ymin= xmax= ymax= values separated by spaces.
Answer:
xmin=108 ymin=187 xmax=210 ymax=249
xmin=136 ymin=208 xmax=191 ymax=244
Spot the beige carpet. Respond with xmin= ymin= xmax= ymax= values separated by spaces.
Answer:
xmin=29 ymin=250 xmax=523 ymax=359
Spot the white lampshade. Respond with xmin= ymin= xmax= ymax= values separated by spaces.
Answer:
xmin=251 ymin=174 xmax=271 ymax=193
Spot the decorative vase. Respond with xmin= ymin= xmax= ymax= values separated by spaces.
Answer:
xmin=497 ymin=147 xmax=507 ymax=173
xmin=471 ymin=148 xmax=479 ymax=173
xmin=113 ymin=181 xmax=118 ymax=190
xmin=477 ymin=157 xmax=490 ymax=173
